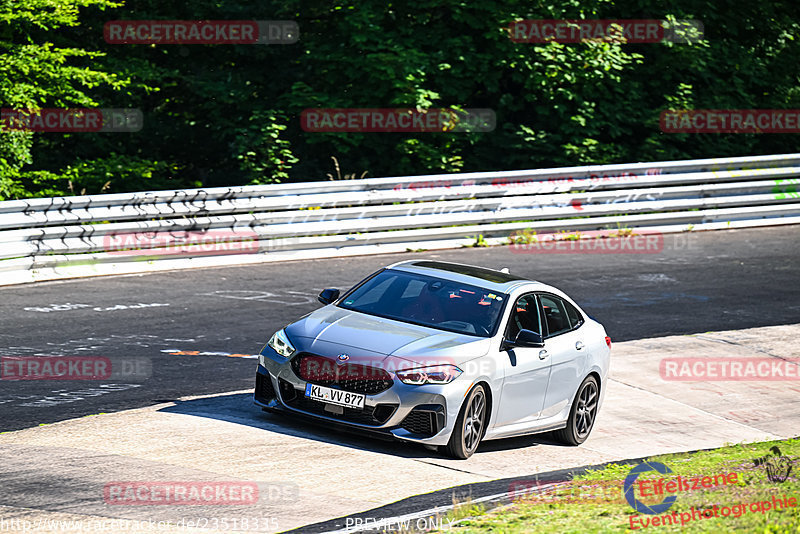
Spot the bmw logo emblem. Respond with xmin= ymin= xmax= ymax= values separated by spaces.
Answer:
xmin=336 ymin=354 xmax=350 ymax=364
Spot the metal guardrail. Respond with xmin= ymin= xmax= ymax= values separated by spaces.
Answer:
xmin=0 ymin=153 xmax=799 ymax=285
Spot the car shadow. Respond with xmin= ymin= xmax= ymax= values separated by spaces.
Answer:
xmin=158 ymin=392 xmax=570 ymax=460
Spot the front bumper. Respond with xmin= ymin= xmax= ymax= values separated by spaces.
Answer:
xmin=253 ymin=348 xmax=468 ymax=446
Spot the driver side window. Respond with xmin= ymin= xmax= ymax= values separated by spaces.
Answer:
xmin=506 ymin=294 xmax=542 ymax=340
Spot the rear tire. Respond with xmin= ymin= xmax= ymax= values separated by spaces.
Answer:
xmin=554 ymin=375 xmax=599 ymax=446
xmin=444 ymin=384 xmax=487 ymax=459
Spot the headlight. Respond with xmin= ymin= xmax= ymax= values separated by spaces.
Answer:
xmin=267 ymin=328 xmax=296 ymax=358
xmin=396 ymin=364 xmax=462 ymax=385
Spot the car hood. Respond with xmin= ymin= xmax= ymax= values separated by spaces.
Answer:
xmin=285 ymin=306 xmax=491 ymax=366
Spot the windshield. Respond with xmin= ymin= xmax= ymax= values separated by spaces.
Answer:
xmin=338 ymin=269 xmax=507 ymax=337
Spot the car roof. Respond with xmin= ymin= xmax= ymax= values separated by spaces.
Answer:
xmin=386 ymin=260 xmax=541 ymax=294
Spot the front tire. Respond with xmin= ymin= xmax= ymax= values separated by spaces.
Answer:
xmin=554 ymin=375 xmax=599 ymax=445
xmin=444 ymin=384 xmax=487 ymax=459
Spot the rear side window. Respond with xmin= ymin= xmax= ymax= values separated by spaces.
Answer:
xmin=565 ymin=300 xmax=584 ymax=329
xmin=539 ymin=294 xmax=572 ymax=337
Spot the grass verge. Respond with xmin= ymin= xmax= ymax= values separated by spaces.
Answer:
xmin=436 ymin=437 xmax=799 ymax=533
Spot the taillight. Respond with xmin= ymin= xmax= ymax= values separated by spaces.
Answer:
xmin=605 ymin=336 xmax=612 ymax=348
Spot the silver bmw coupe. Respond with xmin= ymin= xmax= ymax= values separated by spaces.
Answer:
xmin=254 ymin=260 xmax=610 ymax=459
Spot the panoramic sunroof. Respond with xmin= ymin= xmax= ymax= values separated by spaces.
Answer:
xmin=411 ymin=261 xmax=526 ymax=283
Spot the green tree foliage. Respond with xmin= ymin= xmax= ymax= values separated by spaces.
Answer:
xmin=0 ymin=0 xmax=129 ymax=198
xmin=1 ymin=0 xmax=799 ymax=200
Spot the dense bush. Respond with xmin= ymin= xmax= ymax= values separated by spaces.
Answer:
xmin=1 ymin=0 xmax=798 ymax=200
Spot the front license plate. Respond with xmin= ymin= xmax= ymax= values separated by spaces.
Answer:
xmin=304 ymin=383 xmax=365 ymax=409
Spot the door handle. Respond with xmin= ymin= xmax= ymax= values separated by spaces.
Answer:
xmin=575 ymin=341 xmax=585 ymax=350
xmin=539 ymin=349 xmax=549 ymax=360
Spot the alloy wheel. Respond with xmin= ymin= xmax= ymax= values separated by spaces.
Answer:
xmin=463 ymin=389 xmax=486 ymax=453
xmin=574 ymin=380 xmax=598 ymax=439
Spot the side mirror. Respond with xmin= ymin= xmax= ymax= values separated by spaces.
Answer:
xmin=318 ymin=288 xmax=340 ymax=305
xmin=505 ymin=329 xmax=544 ymax=348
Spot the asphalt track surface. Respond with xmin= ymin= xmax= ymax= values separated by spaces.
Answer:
xmin=1 ymin=226 xmax=799 ymax=433
xmin=2 ymin=322 xmax=796 ymax=533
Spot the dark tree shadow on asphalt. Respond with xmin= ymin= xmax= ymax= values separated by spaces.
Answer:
xmin=158 ymin=392 xmax=569 ymax=461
